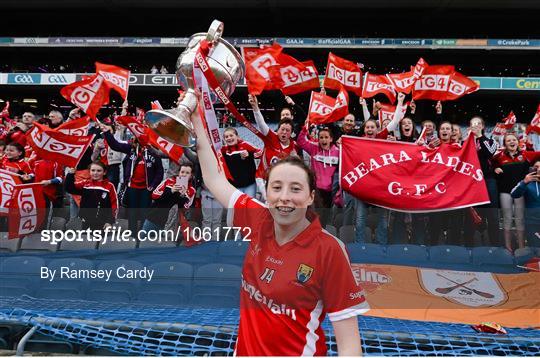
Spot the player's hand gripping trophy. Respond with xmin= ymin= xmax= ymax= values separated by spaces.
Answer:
xmin=144 ymin=20 xmax=245 ymax=147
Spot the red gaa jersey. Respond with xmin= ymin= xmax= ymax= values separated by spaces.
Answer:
xmin=227 ymin=191 xmax=369 ymax=356
xmin=256 ymin=131 xmax=299 ymax=178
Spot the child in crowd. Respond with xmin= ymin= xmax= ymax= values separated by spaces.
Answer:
xmin=65 ymin=161 xmax=118 ymax=230
xmin=142 ymin=162 xmax=196 ymax=245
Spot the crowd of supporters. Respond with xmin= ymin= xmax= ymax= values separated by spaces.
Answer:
xmin=1 ymin=94 xmax=539 ymax=253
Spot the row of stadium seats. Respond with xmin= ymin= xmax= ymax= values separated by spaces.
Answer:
xmin=0 ymin=257 xmax=241 ymax=307
xmin=1 ymin=245 xmax=536 ymax=305
xmin=1 ymin=238 xmax=537 ymax=270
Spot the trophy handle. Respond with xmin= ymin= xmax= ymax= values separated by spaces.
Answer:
xmin=206 ymin=20 xmax=224 ymax=43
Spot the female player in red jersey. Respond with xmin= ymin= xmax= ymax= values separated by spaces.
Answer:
xmin=191 ymin=105 xmax=368 ymax=356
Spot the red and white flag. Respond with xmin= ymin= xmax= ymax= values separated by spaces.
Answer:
xmin=268 ymin=55 xmax=320 ymax=95
xmin=523 ymin=257 xmax=540 ymax=272
xmin=0 ymin=101 xmax=10 ymax=119
xmin=8 ymin=183 xmax=46 ymax=239
xmin=60 ymin=74 xmax=110 ymax=119
xmin=413 ymin=57 xmax=429 ymax=78
xmin=243 ymin=44 xmax=284 ymax=95
xmin=148 ymin=131 xmax=184 ymax=163
xmin=95 ymin=62 xmax=130 ymax=99
xmin=150 ymin=100 xmax=162 ymax=110
xmin=377 ymin=103 xmax=408 ymax=127
xmin=502 ymin=111 xmax=517 ymax=129
xmin=341 ymin=135 xmax=489 ymax=212
xmin=26 ymin=123 xmax=94 ymax=168
xmin=0 ymin=169 xmax=21 ymax=215
xmin=116 ymin=115 xmax=184 ymax=163
xmin=492 ymin=123 xmax=507 ymax=137
xmin=362 ymin=73 xmax=397 ymax=103
xmin=324 ymin=52 xmax=363 ymax=95
xmin=413 ymin=65 xmax=479 ymax=101
xmin=526 ymin=104 xmax=540 ymax=134
xmin=116 ymin=115 xmax=147 ymax=139
xmin=416 ymin=126 xmax=429 ymax=144
xmin=308 ymin=87 xmax=349 ymax=124
xmin=55 ymin=116 xmax=90 ymax=136
xmin=386 ymin=58 xmax=429 ymax=94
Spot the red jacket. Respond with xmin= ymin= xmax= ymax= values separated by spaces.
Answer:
xmin=0 ymin=157 xmax=33 ymax=176
xmin=34 ymin=159 xmax=64 ymax=201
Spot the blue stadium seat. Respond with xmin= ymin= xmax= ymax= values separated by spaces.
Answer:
xmin=429 ymin=245 xmax=471 ymax=269
xmin=192 ymin=263 xmax=242 ymax=308
xmin=0 ymin=256 xmax=46 ymax=296
xmin=38 ymin=258 xmax=95 ymax=300
xmin=0 ymin=234 xmax=20 ymax=252
xmin=513 ymin=247 xmax=536 ymax=265
xmin=87 ymin=260 xmax=146 ymax=302
xmin=386 ymin=244 xmax=429 ymax=266
xmin=98 ymin=239 xmax=138 ymax=250
xmin=49 ymin=216 xmax=67 ymax=231
xmin=472 ymin=247 xmax=515 ymax=271
xmin=179 ymin=242 xmax=219 ymax=265
xmin=19 ymin=233 xmax=59 ymax=252
xmin=217 ymin=241 xmax=248 ymax=265
xmin=347 ymin=243 xmax=387 ymax=264
xmin=58 ymin=235 xmax=98 ymax=250
xmin=136 ymin=261 xmax=194 ymax=305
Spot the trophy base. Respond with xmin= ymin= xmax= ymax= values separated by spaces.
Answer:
xmin=145 ymin=109 xmax=196 ymax=148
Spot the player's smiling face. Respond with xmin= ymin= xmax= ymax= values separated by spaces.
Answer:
xmin=267 ymin=163 xmax=314 ymax=227
xmin=223 ymin=130 xmax=238 ymax=145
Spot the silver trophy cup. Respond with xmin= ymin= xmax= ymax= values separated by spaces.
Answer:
xmin=144 ymin=20 xmax=245 ymax=147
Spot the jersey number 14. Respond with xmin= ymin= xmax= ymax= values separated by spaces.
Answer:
xmin=260 ymin=267 xmax=275 ymax=283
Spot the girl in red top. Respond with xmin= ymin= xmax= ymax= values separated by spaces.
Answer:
xmin=142 ymin=163 xmax=196 ymax=245
xmin=221 ymin=127 xmax=262 ymax=197
xmin=191 ymin=104 xmax=367 ymax=356
xmin=493 ymin=133 xmax=529 ymax=251
xmin=65 ymin=161 xmax=118 ymax=230
xmin=0 ymin=142 xmax=33 ymax=181
xmin=426 ymin=121 xmax=465 ymax=246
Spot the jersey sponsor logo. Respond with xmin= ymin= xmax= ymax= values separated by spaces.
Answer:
xmin=349 ymin=290 xmax=365 ymax=300
xmin=265 ymin=255 xmax=283 ymax=265
xmin=296 ymin=264 xmax=314 ymax=283
xmin=241 ymin=277 xmax=297 ymax=320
